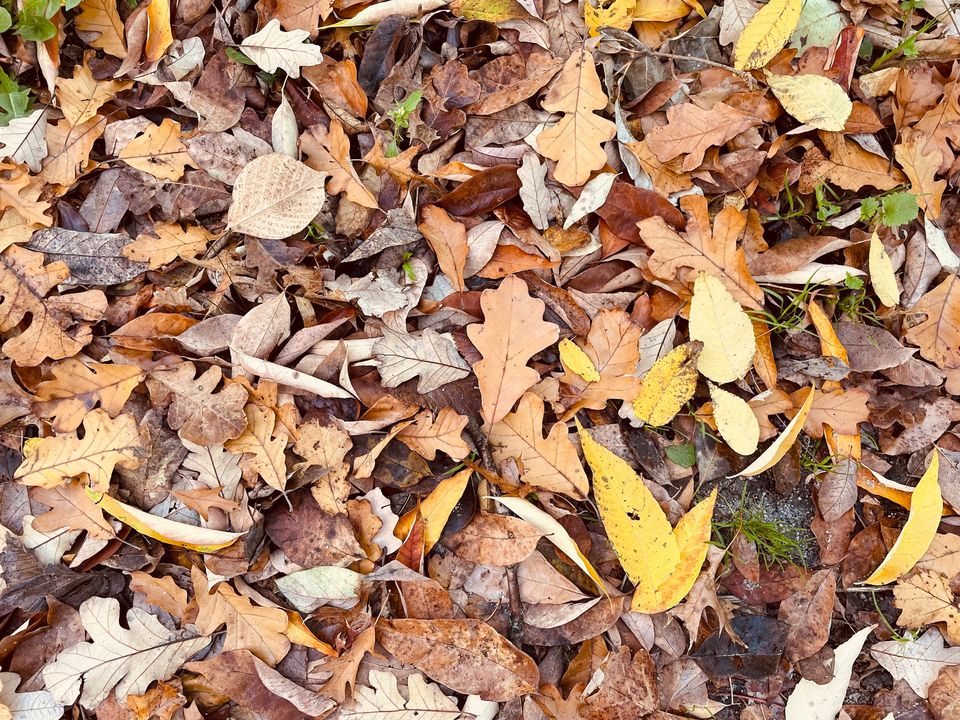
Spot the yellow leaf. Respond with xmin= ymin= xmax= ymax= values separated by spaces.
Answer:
xmin=493 ymin=495 xmax=606 ymax=594
xmin=735 ymin=386 xmax=816 ymax=477
xmin=86 ymin=488 xmax=243 ymax=552
xmin=57 ymin=64 xmax=131 ymax=126
xmin=634 ymin=0 xmax=695 ymax=21
xmin=865 ymin=451 xmax=943 ymax=585
xmin=709 ymin=383 xmax=760 ymax=456
xmin=689 ymin=272 xmax=756 ymax=383
xmin=75 ymin=0 xmax=127 ymax=58
xmin=869 ymin=231 xmax=900 ymax=307
xmin=578 ymin=423 xmax=679 ymax=593
xmin=394 ymin=469 xmax=470 ymax=553
xmin=284 ymin=611 xmax=338 ymax=657
xmin=585 ymin=0 xmax=634 ymax=36
xmin=537 ymin=48 xmax=616 ymax=186
xmin=765 ymin=73 xmax=852 ymax=131
xmin=559 ymin=338 xmax=601 ymax=383
xmin=145 ymin=0 xmax=173 ymax=62
xmin=118 ymin=118 xmax=191 ymax=181
xmin=14 ymin=410 xmax=143 ymax=491
xmin=451 ymin=0 xmax=527 ymax=21
xmin=733 ymin=0 xmax=802 ymax=70
xmin=632 ymin=341 xmax=700 ymax=426
xmin=632 ymin=488 xmax=717 ymax=613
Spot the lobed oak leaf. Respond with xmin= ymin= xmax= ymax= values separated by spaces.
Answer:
xmin=14 ymin=409 xmax=143 ymax=492
xmin=129 ymin=571 xmax=189 ymax=617
xmin=30 ymin=481 xmax=115 ymax=540
xmin=646 ymin=102 xmax=759 ymax=172
xmin=341 ymin=669 xmax=460 ymax=720
xmin=74 ymin=0 xmax=126 ymax=58
xmin=396 ymin=408 xmax=470 ymax=461
xmin=894 ymin=570 xmax=960 ymax=645
xmin=32 ymin=358 xmax=144 ymax=432
xmin=0 ymin=163 xmax=52 ymax=227
xmin=301 ymin=118 xmax=378 ymax=209
xmin=122 ymin=222 xmax=212 ymax=268
xmin=0 ymin=672 xmax=63 ymax=720
xmin=56 ymin=65 xmax=131 ymax=127
xmin=871 ymin=628 xmax=960 ymax=699
xmin=225 ymin=405 xmax=288 ymax=491
xmin=118 ymin=119 xmax=191 ymax=181
xmin=895 ymin=130 xmax=946 ymax=219
xmin=148 ymin=363 xmax=249 ymax=446
xmin=240 ymin=20 xmax=323 ymax=78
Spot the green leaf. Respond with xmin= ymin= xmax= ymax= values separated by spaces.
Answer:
xmin=225 ymin=47 xmax=257 ymax=66
xmin=844 ymin=273 xmax=865 ymax=290
xmin=0 ymin=67 xmax=33 ymax=127
xmin=880 ymin=191 xmax=919 ymax=227
xmin=14 ymin=11 xmax=56 ymax=40
xmin=860 ymin=196 xmax=880 ymax=223
xmin=0 ymin=7 xmax=12 ymax=32
xmin=666 ymin=443 xmax=697 ymax=468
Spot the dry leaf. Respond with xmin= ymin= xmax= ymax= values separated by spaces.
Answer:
xmin=240 ymin=19 xmax=324 ymax=78
xmin=709 ymin=383 xmax=760 ymax=455
xmin=633 ymin=341 xmax=700 ymax=427
xmin=646 ymin=102 xmax=759 ymax=172
xmin=225 ymin=405 xmax=288 ymax=491
xmin=75 ymin=0 xmax=126 ymax=58
xmin=396 ymin=408 xmax=470 ymax=461
xmin=419 ymin=205 xmax=468 ymax=292
xmin=118 ymin=119 xmax=191 ymax=181
xmin=374 ymin=328 xmax=471 ymax=393
xmin=33 ymin=359 xmax=143 ymax=432
xmin=301 ymin=118 xmax=378 ymax=209
xmin=148 ymin=363 xmax=249 ymax=445
xmin=733 ymin=0 xmax=803 ymax=69
xmin=765 ymin=73 xmax=852 ymax=131
xmin=689 ymin=272 xmax=757 ymax=383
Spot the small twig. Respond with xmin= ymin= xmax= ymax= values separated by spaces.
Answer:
xmin=632 ymin=47 xmax=757 ymax=85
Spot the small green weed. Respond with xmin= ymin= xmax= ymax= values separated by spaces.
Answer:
xmin=861 ymin=191 xmax=919 ymax=228
xmin=0 ymin=0 xmax=82 ymax=41
xmin=713 ymin=486 xmax=806 ymax=569
xmin=753 ymin=279 xmax=818 ymax=335
xmin=0 ymin=67 xmax=33 ymax=127
xmin=385 ymin=90 xmax=423 ymax=157
xmin=836 ymin=273 xmax=882 ymax=325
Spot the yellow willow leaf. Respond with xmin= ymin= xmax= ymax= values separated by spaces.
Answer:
xmin=493 ymin=495 xmax=606 ymax=594
xmin=394 ymin=469 xmax=470 ymax=553
xmin=632 ymin=487 xmax=718 ymax=613
xmin=284 ymin=612 xmax=338 ymax=657
xmin=559 ymin=338 xmax=601 ymax=383
xmin=865 ymin=451 xmax=943 ymax=585
xmin=733 ymin=0 xmax=803 ymax=70
xmin=869 ymin=231 xmax=901 ymax=307
xmin=808 ymin=299 xmax=848 ymax=363
xmin=633 ymin=342 xmax=700 ymax=427
xmin=537 ymin=48 xmax=617 ymax=186
xmin=709 ymin=383 xmax=760 ymax=456
xmin=765 ymin=73 xmax=852 ymax=131
xmin=85 ymin=487 xmax=243 ymax=552
xmin=578 ymin=423 xmax=679 ymax=594
xmin=585 ymin=0 xmax=634 ymax=36
xmin=735 ymin=386 xmax=816 ymax=477
xmin=689 ymin=272 xmax=756 ymax=384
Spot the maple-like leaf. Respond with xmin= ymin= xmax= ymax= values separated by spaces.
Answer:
xmin=871 ymin=628 xmax=960 ymax=699
xmin=240 ymin=19 xmax=324 ymax=78
xmin=374 ymin=327 xmax=471 ymax=394
xmin=894 ymin=570 xmax=960 ymax=645
xmin=14 ymin=409 xmax=143 ymax=491
xmin=311 ymin=626 xmax=375 ymax=703
xmin=301 ymin=118 xmax=378 ymax=209
xmin=32 ymin=358 xmax=144 ymax=432
xmin=646 ymin=102 xmax=759 ymax=172
xmin=466 ymin=275 xmax=559 ymax=425
xmin=341 ymin=670 xmax=461 ymax=720
xmin=637 ymin=194 xmax=764 ymax=309
xmin=396 ymin=408 xmax=470 ymax=461
xmin=488 ymin=392 xmax=589 ymax=498
xmin=41 ymin=596 xmax=208 ymax=710
xmin=537 ymin=48 xmax=616 ymax=186
xmin=122 ymin=222 xmax=212 ymax=269
xmin=225 ymin=405 xmax=288 ymax=491
xmin=40 ymin=116 xmax=105 ymax=187
xmin=56 ymin=65 xmax=131 ymax=126
xmin=147 ymin=363 xmax=249 ymax=446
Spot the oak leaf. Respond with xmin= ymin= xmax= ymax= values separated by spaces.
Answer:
xmin=396 ymin=408 xmax=470 ymax=461
xmin=537 ymin=48 xmax=616 ymax=186
xmin=56 ymin=65 xmax=131 ymax=126
xmin=300 ymin=118 xmax=378 ymax=209
xmin=148 ymin=363 xmax=249 ymax=445
xmin=488 ymin=392 xmax=589 ymax=498
xmin=646 ymin=102 xmax=759 ymax=172
xmin=0 ymin=162 xmax=52 ymax=227
xmin=129 ymin=571 xmax=189 ymax=617
xmin=341 ymin=670 xmax=460 ymax=720
xmin=895 ymin=130 xmax=945 ymax=219
xmin=31 ymin=481 xmax=115 ymax=540
xmin=118 ymin=119 xmax=191 ymax=181
xmin=638 ymin=194 xmax=764 ymax=309
xmin=75 ymin=0 xmax=126 ymax=58
xmin=122 ymin=222 xmax=212 ymax=268
xmin=41 ymin=596 xmax=208 ymax=710
xmin=0 ymin=672 xmax=62 ymax=720
xmin=33 ymin=358 xmax=144 ymax=432
xmin=313 ymin=626 xmax=375 ymax=703
xmin=374 ymin=327 xmax=471 ymax=394
xmin=14 ymin=409 xmax=143 ymax=491
xmin=894 ymin=570 xmax=960 ymax=645
xmin=905 ymin=273 xmax=960 ymax=381
xmin=39 ymin=116 xmax=106 ymax=186
xmin=913 ymin=77 xmax=960 ymax=174
xmin=225 ymin=405 xmax=288 ymax=491
xmin=467 ymin=275 xmax=560 ymax=425
xmin=799 ymin=132 xmax=904 ymax=193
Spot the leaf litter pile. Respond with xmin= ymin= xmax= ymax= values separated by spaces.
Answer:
xmin=3 ymin=0 xmax=960 ymax=717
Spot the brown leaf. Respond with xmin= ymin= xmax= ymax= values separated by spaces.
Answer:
xmin=377 ymin=618 xmax=539 ymax=701
xmin=264 ymin=491 xmax=364 ymax=567
xmin=817 ymin=456 xmax=859 ymax=522
xmin=129 ymin=571 xmax=188 ymax=616
xmin=31 ymin=481 xmax=115 ymax=540
xmin=435 ymin=165 xmax=521 ymax=217
xmin=33 ymin=358 xmax=143 ymax=432
xmin=646 ymin=102 xmax=760 ymax=172
xmin=301 ymin=118 xmax=378 ymax=209
xmin=594 ymin=180 xmax=685 ymax=242
xmin=788 ymin=387 xmax=870 ymax=438
xmin=581 ymin=647 xmax=659 ymax=720
xmin=778 ymin=569 xmax=837 ymax=662
xmin=894 ymin=570 xmax=960 ymax=645
xmin=396 ymin=408 xmax=470 ymax=461
xmin=418 ymin=205 xmax=468 ymax=292
xmin=799 ymin=132 xmax=904 ymax=193
xmin=147 ymin=363 xmax=248 ymax=446
xmin=444 ymin=513 xmax=543 ymax=566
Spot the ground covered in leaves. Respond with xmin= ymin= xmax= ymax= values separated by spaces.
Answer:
xmin=1 ymin=0 xmax=960 ymax=718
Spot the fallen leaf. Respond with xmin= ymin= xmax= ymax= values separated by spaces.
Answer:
xmin=869 ymin=231 xmax=901 ymax=307
xmin=895 ymin=570 xmax=960 ymax=645
xmin=419 ymin=205 xmax=467 ymax=292
xmin=689 ymin=272 xmax=757 ymax=383
xmin=445 ymin=513 xmax=543 ymax=566
xmin=765 ymin=73 xmax=852 ymax=131
xmin=118 ymin=119 xmax=191 ymax=181
xmin=396 ymin=408 xmax=470 ymax=461
xmin=147 ymin=363 xmax=249 ymax=446
xmin=871 ymin=628 xmax=960 ymax=699
xmin=225 ymin=405 xmax=288 ymax=491
xmin=75 ymin=0 xmax=126 ymax=58
xmin=122 ymin=222 xmax=212 ymax=268
xmin=240 ymin=19 xmax=324 ymax=78
xmin=33 ymin=358 xmax=143 ymax=432
xmin=341 ymin=670 xmax=460 ymax=720
xmin=0 ymin=672 xmax=63 ymax=720
xmin=734 ymin=0 xmax=803 ymax=69
xmin=646 ymin=102 xmax=759 ymax=173
xmin=373 ymin=327 xmax=471 ymax=393
xmin=735 ymin=386 xmax=816 ymax=477
xmin=394 ymin=469 xmax=470 ymax=553
xmin=633 ymin=341 xmax=700 ymax=427
xmin=709 ymin=383 xmax=760 ymax=456
xmin=300 ymin=118 xmax=378 ymax=209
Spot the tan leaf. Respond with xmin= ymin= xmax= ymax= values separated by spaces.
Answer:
xmin=373 ymin=327 xmax=472 ymax=393
xmin=226 ymin=153 xmax=327 ymax=240
xmin=56 ymin=65 xmax=131 ymax=126
xmin=377 ymin=619 xmax=539 ymax=702
xmin=445 ymin=513 xmax=543 ymax=566
xmin=638 ymin=194 xmax=764 ymax=309
xmin=419 ymin=205 xmax=467 ymax=292
xmin=293 ymin=420 xmax=352 ymax=472
xmin=466 ymin=275 xmax=560 ymax=425
xmin=362 ymin=136 xmax=422 ymax=188
xmin=314 ymin=626 xmax=375 ymax=703
xmin=488 ymin=392 xmax=589 ymax=498
xmin=30 ymin=481 xmax=115 ymax=539
xmin=396 ymin=408 xmax=470 ymax=461
xmin=894 ymin=570 xmax=960 ymax=645
xmin=625 ymin=140 xmax=693 ymax=195
xmin=33 ymin=358 xmax=143 ymax=432
xmin=14 ymin=410 xmax=143 ymax=491
xmin=342 ymin=670 xmax=460 ymax=720
xmin=799 ymin=132 xmax=904 ymax=193
xmin=558 ymin=308 xmax=642 ymax=418
xmin=39 ymin=116 xmax=105 ymax=187
xmin=192 ymin=568 xmax=291 ymax=666
xmin=788 ymin=387 xmax=871 ymax=438
xmin=0 ymin=162 xmax=52 ymax=227
xmin=0 ymin=245 xmax=106 ymax=366
xmin=129 ymin=571 xmax=188 ymax=616
xmin=122 ymin=223 xmax=212 ymax=268
xmin=225 ymin=405 xmax=288 ymax=491
xmin=537 ymin=48 xmax=616 ymax=186
xmin=147 ymin=363 xmax=249 ymax=445
xmin=75 ymin=0 xmax=127 ymax=58
xmin=905 ymin=274 xmax=960 ymax=378
xmin=895 ymin=130 xmax=946 ymax=219
xmin=300 ymin=118 xmax=378 ymax=209
xmin=646 ymin=102 xmax=759 ymax=172
xmin=118 ymin=119 xmax=191 ymax=181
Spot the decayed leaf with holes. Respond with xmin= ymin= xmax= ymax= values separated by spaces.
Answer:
xmin=41 ymin=597 xmax=208 ymax=710
xmin=122 ymin=222 xmax=212 ymax=268
xmin=227 ymin=153 xmax=327 ymax=240
xmin=396 ymin=408 xmax=470 ymax=461
xmin=57 ymin=65 xmax=131 ymax=126
xmin=148 ymin=363 xmax=249 ymax=445
xmin=374 ymin=327 xmax=471 ymax=393
xmin=488 ymin=392 xmax=589 ymax=498
xmin=866 ymin=451 xmax=943 ymax=585
xmin=301 ymin=118 xmax=378 ymax=209
xmin=240 ymin=19 xmax=324 ymax=78
xmin=0 ymin=245 xmax=106 ymax=366
xmin=118 ymin=119 xmax=191 ymax=181
xmin=733 ymin=0 xmax=803 ymax=69
xmin=709 ymin=383 xmax=760 ymax=455
xmin=467 ymin=275 xmax=559 ymax=425
xmin=689 ymin=273 xmax=757 ymax=383
xmin=579 ymin=424 xmax=718 ymax=613
xmin=869 ymin=231 xmax=900 ymax=307
xmin=633 ymin=342 xmax=701 ymax=427
xmin=75 ymin=0 xmax=126 ymax=58
xmin=14 ymin=409 xmax=143 ymax=491
xmin=894 ymin=570 xmax=960 ymax=644
xmin=33 ymin=358 xmax=144 ymax=432
xmin=225 ymin=405 xmax=288 ymax=491
xmin=765 ymin=73 xmax=852 ymax=131
xmin=638 ymin=195 xmax=764 ymax=309
xmin=558 ymin=309 xmax=642 ymax=418
xmin=537 ymin=48 xmax=616 ymax=186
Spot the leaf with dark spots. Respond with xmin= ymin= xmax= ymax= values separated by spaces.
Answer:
xmin=693 ymin=614 xmax=787 ymax=680
xmin=435 ymin=165 xmax=521 ymax=217
xmin=28 ymin=229 xmax=147 ymax=286
xmin=263 ymin=491 xmax=365 ymax=567
xmin=595 ymin=180 xmax=685 ymax=243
